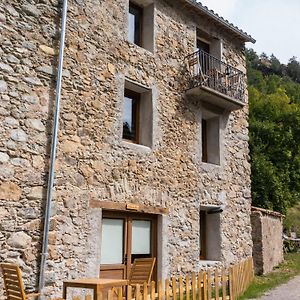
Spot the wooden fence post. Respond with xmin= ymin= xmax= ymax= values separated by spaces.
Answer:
xmin=215 ymin=270 xmax=219 ymax=300
xmin=186 ymin=275 xmax=190 ymax=300
xmin=229 ymin=266 xmax=234 ymax=300
xmin=165 ymin=278 xmax=170 ymax=300
xmin=179 ymin=276 xmax=184 ymax=300
xmin=172 ymin=277 xmax=177 ymax=300
xmin=151 ymin=281 xmax=155 ymax=300
xmin=192 ymin=273 xmax=196 ymax=300
xmin=207 ymin=270 xmax=212 ymax=300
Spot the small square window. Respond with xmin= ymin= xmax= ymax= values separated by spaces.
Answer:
xmin=128 ymin=2 xmax=143 ymax=46
xmin=123 ymin=89 xmax=140 ymax=143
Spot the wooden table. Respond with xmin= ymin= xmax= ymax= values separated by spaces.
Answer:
xmin=63 ymin=278 xmax=129 ymax=300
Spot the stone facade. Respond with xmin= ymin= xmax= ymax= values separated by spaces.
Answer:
xmin=0 ymin=0 xmax=253 ymax=298
xmin=251 ymin=207 xmax=284 ymax=275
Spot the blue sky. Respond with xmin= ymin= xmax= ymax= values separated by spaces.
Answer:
xmin=200 ymin=0 xmax=300 ymax=64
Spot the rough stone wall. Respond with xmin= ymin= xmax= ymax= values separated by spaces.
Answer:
xmin=251 ymin=207 xmax=284 ymax=274
xmin=0 ymin=0 xmax=252 ymax=298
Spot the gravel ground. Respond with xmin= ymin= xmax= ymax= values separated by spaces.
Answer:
xmin=253 ymin=274 xmax=300 ymax=299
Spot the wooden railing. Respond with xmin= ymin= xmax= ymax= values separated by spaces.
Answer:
xmin=107 ymin=258 xmax=254 ymax=300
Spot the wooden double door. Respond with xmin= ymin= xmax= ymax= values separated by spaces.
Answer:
xmin=100 ymin=212 xmax=157 ymax=281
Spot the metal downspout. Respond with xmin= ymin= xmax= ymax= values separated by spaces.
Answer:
xmin=38 ymin=0 xmax=68 ymax=294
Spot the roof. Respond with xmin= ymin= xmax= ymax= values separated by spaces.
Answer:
xmin=251 ymin=206 xmax=284 ymax=218
xmin=183 ymin=0 xmax=256 ymax=43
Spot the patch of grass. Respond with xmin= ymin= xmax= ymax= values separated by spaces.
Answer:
xmin=239 ymin=253 xmax=300 ymax=299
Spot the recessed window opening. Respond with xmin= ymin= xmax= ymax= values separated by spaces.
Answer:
xmin=128 ymin=1 xmax=155 ymax=52
xmin=200 ymin=208 xmax=221 ymax=261
xmin=201 ymin=115 xmax=220 ymax=165
xmin=196 ymin=28 xmax=221 ymax=60
xmin=197 ymin=39 xmax=210 ymax=53
xmin=128 ymin=2 xmax=143 ymax=46
xmin=123 ymin=89 xmax=140 ymax=143
xmin=202 ymin=119 xmax=208 ymax=163
xmin=200 ymin=210 xmax=207 ymax=260
xmin=122 ymin=80 xmax=153 ymax=148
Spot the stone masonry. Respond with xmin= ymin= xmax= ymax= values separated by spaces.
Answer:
xmin=251 ymin=207 xmax=284 ymax=275
xmin=0 ymin=0 xmax=253 ymax=298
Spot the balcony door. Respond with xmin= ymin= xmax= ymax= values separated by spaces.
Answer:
xmin=100 ymin=212 xmax=157 ymax=280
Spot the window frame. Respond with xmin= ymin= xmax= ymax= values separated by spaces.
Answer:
xmin=200 ymin=210 xmax=207 ymax=260
xmin=128 ymin=2 xmax=143 ymax=46
xmin=197 ymin=38 xmax=210 ymax=54
xmin=201 ymin=119 xmax=208 ymax=163
xmin=200 ymin=114 xmax=221 ymax=165
xmin=122 ymin=88 xmax=141 ymax=144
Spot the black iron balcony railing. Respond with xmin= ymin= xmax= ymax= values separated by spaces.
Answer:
xmin=186 ymin=50 xmax=246 ymax=103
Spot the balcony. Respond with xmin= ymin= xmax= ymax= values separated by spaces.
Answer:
xmin=185 ymin=50 xmax=246 ymax=110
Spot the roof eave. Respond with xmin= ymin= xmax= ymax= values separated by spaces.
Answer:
xmin=184 ymin=0 xmax=256 ymax=44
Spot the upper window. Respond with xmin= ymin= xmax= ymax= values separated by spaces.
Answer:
xmin=123 ymin=89 xmax=140 ymax=143
xmin=127 ymin=1 xmax=154 ymax=52
xmin=128 ymin=2 xmax=143 ymax=46
xmin=197 ymin=39 xmax=210 ymax=53
xmin=196 ymin=29 xmax=221 ymax=59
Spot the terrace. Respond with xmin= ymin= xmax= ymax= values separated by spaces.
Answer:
xmin=186 ymin=50 xmax=246 ymax=111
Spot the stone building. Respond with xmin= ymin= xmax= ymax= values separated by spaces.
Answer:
xmin=0 ymin=0 xmax=255 ymax=297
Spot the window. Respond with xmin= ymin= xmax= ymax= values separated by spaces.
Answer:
xmin=128 ymin=2 xmax=143 ymax=46
xmin=201 ymin=116 xmax=220 ymax=165
xmin=197 ymin=39 xmax=210 ymax=53
xmin=196 ymin=29 xmax=221 ymax=59
xmin=128 ymin=1 xmax=154 ymax=52
xmin=200 ymin=208 xmax=221 ymax=261
xmin=122 ymin=80 xmax=153 ymax=148
xmin=201 ymin=119 xmax=208 ymax=163
xmin=200 ymin=210 xmax=207 ymax=260
xmin=123 ymin=89 xmax=140 ymax=143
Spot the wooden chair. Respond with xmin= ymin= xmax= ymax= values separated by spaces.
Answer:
xmin=110 ymin=258 xmax=156 ymax=298
xmin=128 ymin=257 xmax=156 ymax=288
xmin=187 ymin=54 xmax=210 ymax=88
xmin=0 ymin=263 xmax=39 ymax=300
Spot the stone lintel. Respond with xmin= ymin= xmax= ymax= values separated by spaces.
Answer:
xmin=89 ymin=199 xmax=169 ymax=215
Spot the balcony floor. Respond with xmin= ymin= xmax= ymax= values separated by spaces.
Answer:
xmin=186 ymin=84 xmax=245 ymax=111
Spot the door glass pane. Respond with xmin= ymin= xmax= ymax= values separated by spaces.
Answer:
xmin=132 ymin=220 xmax=151 ymax=254
xmin=101 ymin=218 xmax=123 ymax=264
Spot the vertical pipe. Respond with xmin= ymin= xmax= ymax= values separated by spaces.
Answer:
xmin=38 ymin=0 xmax=68 ymax=294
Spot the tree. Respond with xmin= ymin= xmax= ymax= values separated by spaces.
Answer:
xmin=270 ymin=54 xmax=282 ymax=75
xmin=247 ymin=51 xmax=300 ymax=214
xmin=287 ymin=56 xmax=300 ymax=83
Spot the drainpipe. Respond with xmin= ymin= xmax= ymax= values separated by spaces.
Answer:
xmin=38 ymin=0 xmax=68 ymax=294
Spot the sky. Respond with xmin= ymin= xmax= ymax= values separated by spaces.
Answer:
xmin=199 ymin=0 xmax=300 ymax=64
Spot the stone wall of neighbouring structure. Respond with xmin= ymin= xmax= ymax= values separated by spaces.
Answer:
xmin=0 ymin=0 xmax=252 ymax=298
xmin=251 ymin=207 xmax=284 ymax=274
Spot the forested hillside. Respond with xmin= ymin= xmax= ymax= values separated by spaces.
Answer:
xmin=247 ymin=49 xmax=300 ymax=214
